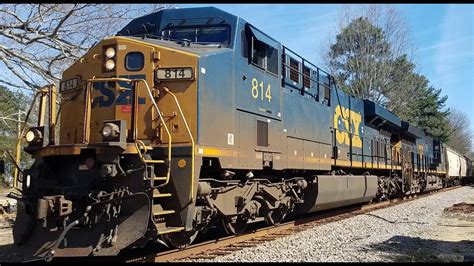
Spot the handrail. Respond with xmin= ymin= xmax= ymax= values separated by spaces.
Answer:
xmin=86 ymin=77 xmax=132 ymax=83
xmin=283 ymin=45 xmax=331 ymax=77
xmin=82 ymin=81 xmax=92 ymax=144
xmin=282 ymin=45 xmax=332 ymax=91
xmin=281 ymin=62 xmax=330 ymax=88
xmin=135 ymin=79 xmax=172 ymax=187
xmin=13 ymin=85 xmax=53 ymax=191
xmin=163 ymin=86 xmax=195 ymax=203
xmin=85 ymin=78 xmax=173 ymax=187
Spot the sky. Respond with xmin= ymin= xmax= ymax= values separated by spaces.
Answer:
xmin=181 ymin=3 xmax=474 ymax=135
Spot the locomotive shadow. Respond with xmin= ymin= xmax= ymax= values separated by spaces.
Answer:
xmin=0 ymin=243 xmax=32 ymax=262
xmin=365 ymin=235 xmax=474 ymax=262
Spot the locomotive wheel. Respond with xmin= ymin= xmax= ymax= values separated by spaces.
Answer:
xmin=221 ymin=214 xmax=249 ymax=235
xmin=162 ymin=230 xmax=199 ymax=249
xmin=265 ymin=204 xmax=288 ymax=226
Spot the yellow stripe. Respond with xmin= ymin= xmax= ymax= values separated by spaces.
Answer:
xmin=304 ymin=156 xmax=319 ymax=164
xmin=110 ymin=36 xmax=198 ymax=57
xmin=320 ymin=158 xmax=333 ymax=166
xmin=196 ymin=146 xmax=235 ymax=157
xmin=335 ymin=160 xmax=352 ymax=167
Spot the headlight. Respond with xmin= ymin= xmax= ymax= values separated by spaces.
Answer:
xmin=25 ymin=130 xmax=36 ymax=143
xmin=105 ymin=59 xmax=115 ymax=70
xmin=102 ymin=124 xmax=113 ymax=138
xmin=85 ymin=157 xmax=95 ymax=170
xmin=101 ymin=120 xmax=126 ymax=143
xmin=26 ymin=174 xmax=31 ymax=189
xmin=25 ymin=128 xmax=43 ymax=144
xmin=105 ymin=47 xmax=116 ymax=58
xmin=101 ymin=122 xmax=120 ymax=139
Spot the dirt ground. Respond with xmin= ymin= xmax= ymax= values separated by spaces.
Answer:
xmin=405 ymin=196 xmax=474 ymax=262
xmin=0 ymin=187 xmax=23 ymax=262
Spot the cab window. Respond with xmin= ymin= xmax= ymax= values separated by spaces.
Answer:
xmin=250 ymin=37 xmax=278 ymax=75
xmin=161 ymin=25 xmax=231 ymax=45
xmin=125 ymin=52 xmax=144 ymax=71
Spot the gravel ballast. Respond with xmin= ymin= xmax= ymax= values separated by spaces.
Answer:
xmin=188 ymin=186 xmax=474 ymax=262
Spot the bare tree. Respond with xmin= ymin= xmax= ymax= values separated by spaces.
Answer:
xmin=0 ymin=4 xmax=173 ymax=93
xmin=0 ymin=4 xmax=174 ymax=184
xmin=446 ymin=109 xmax=473 ymax=156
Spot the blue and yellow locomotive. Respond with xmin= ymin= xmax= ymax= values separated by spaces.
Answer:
xmin=8 ymin=7 xmax=470 ymax=259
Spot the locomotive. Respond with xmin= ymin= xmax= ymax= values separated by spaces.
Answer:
xmin=7 ymin=6 xmax=471 ymax=259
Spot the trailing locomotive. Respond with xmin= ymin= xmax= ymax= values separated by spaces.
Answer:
xmin=7 ymin=7 xmax=471 ymax=259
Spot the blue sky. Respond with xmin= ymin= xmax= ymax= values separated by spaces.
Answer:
xmin=181 ymin=4 xmax=474 ymax=135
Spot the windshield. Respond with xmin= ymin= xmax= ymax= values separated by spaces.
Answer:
xmin=161 ymin=25 xmax=230 ymax=45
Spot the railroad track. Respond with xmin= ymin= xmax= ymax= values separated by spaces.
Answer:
xmin=123 ymin=185 xmax=462 ymax=263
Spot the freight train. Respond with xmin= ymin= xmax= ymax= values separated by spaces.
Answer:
xmin=5 ymin=6 xmax=471 ymax=260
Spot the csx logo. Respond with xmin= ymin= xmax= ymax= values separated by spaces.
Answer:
xmin=92 ymin=75 xmax=146 ymax=108
xmin=333 ymin=105 xmax=362 ymax=148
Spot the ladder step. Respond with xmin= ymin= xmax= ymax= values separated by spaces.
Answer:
xmin=144 ymin=159 xmax=165 ymax=164
xmin=145 ymin=176 xmax=168 ymax=181
xmin=136 ymin=144 xmax=153 ymax=151
xmin=153 ymin=209 xmax=175 ymax=216
xmin=157 ymin=226 xmax=185 ymax=235
xmin=153 ymin=192 xmax=172 ymax=198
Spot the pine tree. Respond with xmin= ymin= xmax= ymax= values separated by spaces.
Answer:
xmin=327 ymin=16 xmax=450 ymax=141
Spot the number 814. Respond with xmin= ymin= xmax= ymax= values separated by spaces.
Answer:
xmin=251 ymin=78 xmax=271 ymax=103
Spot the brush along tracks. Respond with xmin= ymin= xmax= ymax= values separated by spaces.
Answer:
xmin=126 ymin=186 xmax=462 ymax=263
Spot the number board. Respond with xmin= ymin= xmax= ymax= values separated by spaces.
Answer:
xmin=59 ymin=77 xmax=79 ymax=93
xmin=156 ymin=67 xmax=194 ymax=81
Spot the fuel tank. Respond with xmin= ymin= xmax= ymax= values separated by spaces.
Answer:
xmin=295 ymin=175 xmax=378 ymax=213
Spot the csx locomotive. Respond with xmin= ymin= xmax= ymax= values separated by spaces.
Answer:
xmin=8 ymin=6 xmax=471 ymax=259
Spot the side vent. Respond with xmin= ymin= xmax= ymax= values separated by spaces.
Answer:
xmin=257 ymin=120 xmax=269 ymax=147
xmin=289 ymin=58 xmax=300 ymax=83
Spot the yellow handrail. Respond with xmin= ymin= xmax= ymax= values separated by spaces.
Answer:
xmin=85 ymin=78 xmax=173 ymax=187
xmin=13 ymin=86 xmax=51 ymax=191
xmin=135 ymin=79 xmax=172 ymax=187
xmin=163 ymin=86 xmax=195 ymax=203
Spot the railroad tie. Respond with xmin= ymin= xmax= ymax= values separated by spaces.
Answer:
xmin=220 ymin=247 xmax=244 ymax=251
xmin=230 ymin=243 xmax=258 ymax=248
xmin=206 ymin=251 xmax=233 ymax=256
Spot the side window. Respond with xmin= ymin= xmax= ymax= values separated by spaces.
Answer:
xmin=266 ymin=46 xmax=278 ymax=75
xmin=250 ymin=36 xmax=279 ymax=76
xmin=252 ymin=38 xmax=266 ymax=69
xmin=125 ymin=52 xmax=144 ymax=71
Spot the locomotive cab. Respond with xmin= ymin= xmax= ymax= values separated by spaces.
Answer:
xmin=12 ymin=7 xmax=239 ymax=259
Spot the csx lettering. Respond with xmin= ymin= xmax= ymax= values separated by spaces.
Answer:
xmin=92 ymin=75 xmax=146 ymax=108
xmin=333 ymin=105 xmax=362 ymax=148
xmin=91 ymin=83 xmax=115 ymax=108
